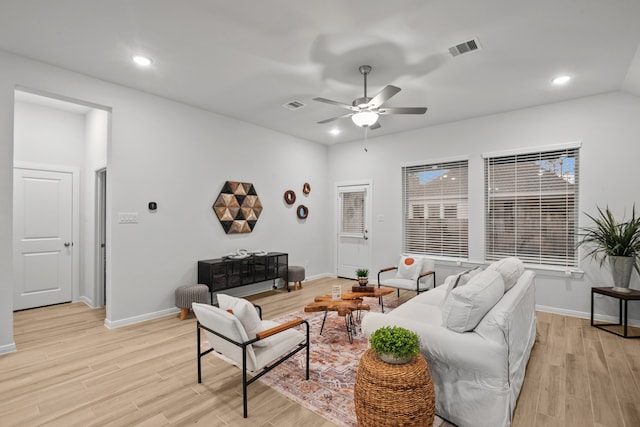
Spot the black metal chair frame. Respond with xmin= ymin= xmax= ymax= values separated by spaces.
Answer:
xmin=377 ymin=266 xmax=436 ymax=297
xmin=196 ymin=305 xmax=310 ymax=418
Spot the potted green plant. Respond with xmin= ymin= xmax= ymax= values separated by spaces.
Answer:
xmin=579 ymin=205 xmax=640 ymax=292
xmin=356 ymin=268 xmax=369 ymax=285
xmin=369 ymin=326 xmax=421 ymax=364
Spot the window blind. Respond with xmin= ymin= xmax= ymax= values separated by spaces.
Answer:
xmin=402 ymin=160 xmax=469 ymax=257
xmin=340 ymin=189 xmax=365 ymax=235
xmin=484 ymin=147 xmax=580 ymax=267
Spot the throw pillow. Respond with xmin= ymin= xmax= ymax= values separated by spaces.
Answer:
xmin=441 ymin=269 xmax=505 ymax=333
xmin=217 ymin=294 xmax=264 ymax=343
xmin=486 ymin=257 xmax=524 ymax=291
xmin=443 ymin=266 xmax=483 ymax=301
xmin=395 ymin=256 xmax=424 ymax=281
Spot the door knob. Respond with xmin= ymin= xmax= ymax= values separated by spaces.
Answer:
xmin=64 ymin=242 xmax=71 ymax=247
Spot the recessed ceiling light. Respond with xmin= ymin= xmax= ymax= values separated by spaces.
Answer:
xmin=132 ymin=55 xmax=152 ymax=67
xmin=329 ymin=128 xmax=341 ymax=136
xmin=552 ymin=75 xmax=571 ymax=85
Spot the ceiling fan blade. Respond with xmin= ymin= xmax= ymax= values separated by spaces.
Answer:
xmin=317 ymin=112 xmax=354 ymax=124
xmin=368 ymin=85 xmax=401 ymax=108
xmin=378 ymin=107 xmax=428 ymax=115
xmin=312 ymin=97 xmax=356 ymax=111
xmin=369 ymin=121 xmax=381 ymax=130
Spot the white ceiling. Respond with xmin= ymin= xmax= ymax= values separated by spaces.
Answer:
xmin=1 ymin=0 xmax=639 ymax=144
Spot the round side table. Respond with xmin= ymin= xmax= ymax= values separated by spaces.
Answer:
xmin=354 ymin=348 xmax=435 ymax=427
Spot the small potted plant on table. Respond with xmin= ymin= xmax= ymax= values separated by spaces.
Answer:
xmin=356 ymin=268 xmax=369 ymax=285
xmin=369 ymin=326 xmax=421 ymax=364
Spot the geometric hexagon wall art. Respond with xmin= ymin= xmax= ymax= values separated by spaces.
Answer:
xmin=212 ymin=181 xmax=263 ymax=234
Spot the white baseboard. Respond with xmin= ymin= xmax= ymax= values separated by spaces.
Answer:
xmin=79 ymin=296 xmax=96 ymax=308
xmin=0 ymin=342 xmax=17 ymax=355
xmin=305 ymin=272 xmax=333 ymax=281
xmin=536 ymin=304 xmax=640 ymax=328
xmin=104 ymin=307 xmax=180 ymax=329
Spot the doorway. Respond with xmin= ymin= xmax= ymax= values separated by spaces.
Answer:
xmin=13 ymin=89 xmax=110 ymax=312
xmin=336 ymin=182 xmax=372 ymax=279
xmin=96 ymin=168 xmax=107 ymax=307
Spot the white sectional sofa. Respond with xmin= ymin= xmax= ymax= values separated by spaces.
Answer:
xmin=362 ymin=258 xmax=536 ymax=427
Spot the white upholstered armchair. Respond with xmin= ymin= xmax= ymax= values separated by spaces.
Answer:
xmin=193 ymin=295 xmax=309 ymax=418
xmin=377 ymin=255 xmax=436 ymax=296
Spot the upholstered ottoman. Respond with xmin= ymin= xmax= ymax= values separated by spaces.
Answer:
xmin=175 ymin=284 xmax=209 ymax=320
xmin=288 ymin=265 xmax=305 ymax=291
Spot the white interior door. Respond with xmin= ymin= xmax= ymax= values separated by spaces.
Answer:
xmin=13 ymin=168 xmax=73 ymax=310
xmin=336 ymin=183 xmax=371 ymax=279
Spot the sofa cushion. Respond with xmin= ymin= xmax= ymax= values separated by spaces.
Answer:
xmin=395 ymin=255 xmax=423 ymax=281
xmin=441 ymin=269 xmax=505 ymax=332
xmin=487 ymin=257 xmax=524 ymax=291
xmin=443 ymin=266 xmax=483 ymax=301
xmin=217 ymin=294 xmax=263 ymax=343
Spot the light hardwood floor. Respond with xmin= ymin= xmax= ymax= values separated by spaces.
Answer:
xmin=1 ymin=277 xmax=639 ymax=426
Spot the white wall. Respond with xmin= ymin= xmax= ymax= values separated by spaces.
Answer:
xmin=328 ymin=91 xmax=640 ymax=322
xmin=13 ymin=101 xmax=85 ymax=166
xmin=0 ymin=49 xmax=331 ymax=351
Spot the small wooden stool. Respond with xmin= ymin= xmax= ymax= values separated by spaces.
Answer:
xmin=175 ymin=284 xmax=209 ymax=320
xmin=288 ymin=266 xmax=305 ymax=291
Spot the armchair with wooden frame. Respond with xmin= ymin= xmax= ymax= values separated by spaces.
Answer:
xmin=193 ymin=300 xmax=310 ymax=418
xmin=377 ymin=256 xmax=436 ymax=297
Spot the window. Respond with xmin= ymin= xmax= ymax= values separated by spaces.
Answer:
xmin=340 ymin=189 xmax=365 ymax=235
xmin=403 ymin=160 xmax=469 ymax=257
xmin=484 ymin=145 xmax=580 ymax=267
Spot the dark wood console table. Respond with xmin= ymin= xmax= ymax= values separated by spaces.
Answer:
xmin=198 ymin=252 xmax=288 ymax=301
xmin=591 ymin=286 xmax=640 ymax=338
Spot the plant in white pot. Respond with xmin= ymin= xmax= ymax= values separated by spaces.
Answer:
xmin=579 ymin=205 xmax=640 ymax=292
xmin=369 ymin=326 xmax=421 ymax=364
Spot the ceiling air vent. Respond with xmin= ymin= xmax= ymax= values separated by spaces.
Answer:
xmin=282 ymin=100 xmax=305 ymax=110
xmin=449 ymin=38 xmax=480 ymax=57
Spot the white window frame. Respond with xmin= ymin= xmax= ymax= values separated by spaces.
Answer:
xmin=402 ymin=156 xmax=469 ymax=258
xmin=483 ymin=142 xmax=581 ymax=268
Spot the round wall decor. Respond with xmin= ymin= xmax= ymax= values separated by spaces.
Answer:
xmin=303 ymin=182 xmax=311 ymax=195
xmin=297 ymin=204 xmax=309 ymax=219
xmin=284 ymin=190 xmax=296 ymax=205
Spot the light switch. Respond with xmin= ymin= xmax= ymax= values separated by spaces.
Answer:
xmin=118 ymin=212 xmax=139 ymax=224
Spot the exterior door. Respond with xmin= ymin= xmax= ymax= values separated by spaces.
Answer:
xmin=336 ymin=183 xmax=371 ymax=279
xmin=13 ymin=168 xmax=73 ymax=310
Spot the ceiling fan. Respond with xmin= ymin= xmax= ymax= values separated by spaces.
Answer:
xmin=313 ymin=65 xmax=427 ymax=129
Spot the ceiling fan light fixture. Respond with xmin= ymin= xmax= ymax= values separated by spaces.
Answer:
xmin=352 ymin=111 xmax=379 ymax=127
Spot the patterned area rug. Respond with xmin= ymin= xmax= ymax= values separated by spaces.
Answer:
xmin=208 ymin=297 xmax=447 ymax=426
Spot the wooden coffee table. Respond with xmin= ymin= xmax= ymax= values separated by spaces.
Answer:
xmin=303 ymin=288 xmax=395 ymax=343
xmin=341 ymin=287 xmax=395 ymax=312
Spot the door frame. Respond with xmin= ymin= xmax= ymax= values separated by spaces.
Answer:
xmin=13 ymin=162 xmax=80 ymax=304
xmin=95 ymin=168 xmax=107 ymax=307
xmin=335 ymin=179 xmax=373 ymax=278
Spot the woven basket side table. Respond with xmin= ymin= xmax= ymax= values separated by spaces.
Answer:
xmin=354 ymin=348 xmax=435 ymax=427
